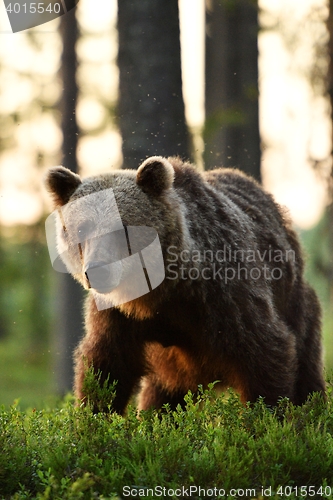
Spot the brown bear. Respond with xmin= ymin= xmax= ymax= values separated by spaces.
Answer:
xmin=45 ymin=156 xmax=326 ymax=413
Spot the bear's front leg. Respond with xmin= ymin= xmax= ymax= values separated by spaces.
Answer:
xmin=235 ymin=325 xmax=299 ymax=406
xmin=74 ymin=297 xmax=146 ymax=414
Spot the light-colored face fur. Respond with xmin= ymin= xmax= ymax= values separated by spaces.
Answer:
xmin=54 ymin=188 xmax=126 ymax=292
xmin=45 ymin=157 xmax=181 ymax=315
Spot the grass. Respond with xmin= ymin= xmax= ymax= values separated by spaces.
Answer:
xmin=1 ymin=225 xmax=333 ymax=498
xmin=300 ymin=223 xmax=333 ymax=369
xmin=0 ymin=332 xmax=56 ymax=410
xmin=1 ymin=376 xmax=333 ymax=500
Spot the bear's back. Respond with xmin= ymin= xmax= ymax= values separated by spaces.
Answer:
xmin=169 ymin=159 xmax=297 ymax=260
xmin=203 ymin=167 xmax=300 ymax=262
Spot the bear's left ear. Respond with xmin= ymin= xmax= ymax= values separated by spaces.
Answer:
xmin=136 ymin=156 xmax=174 ymax=196
xmin=45 ymin=166 xmax=82 ymax=207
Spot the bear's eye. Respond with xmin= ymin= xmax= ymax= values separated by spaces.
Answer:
xmin=77 ymin=220 xmax=95 ymax=239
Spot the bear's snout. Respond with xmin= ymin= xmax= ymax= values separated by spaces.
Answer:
xmin=85 ymin=260 xmax=122 ymax=294
xmin=83 ymin=260 xmax=106 ymax=289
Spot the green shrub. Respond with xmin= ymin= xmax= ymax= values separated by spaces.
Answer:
xmin=1 ymin=379 xmax=333 ymax=499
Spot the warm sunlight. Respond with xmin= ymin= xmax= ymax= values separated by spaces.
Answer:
xmin=259 ymin=0 xmax=331 ymax=228
xmin=0 ymin=0 xmax=331 ymax=229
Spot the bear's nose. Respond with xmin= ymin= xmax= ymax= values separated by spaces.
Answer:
xmin=84 ymin=261 xmax=111 ymax=290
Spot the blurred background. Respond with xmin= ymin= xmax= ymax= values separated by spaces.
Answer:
xmin=0 ymin=0 xmax=332 ymax=409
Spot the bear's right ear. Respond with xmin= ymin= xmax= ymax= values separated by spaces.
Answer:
xmin=45 ymin=166 xmax=82 ymax=207
xmin=136 ymin=156 xmax=174 ymax=196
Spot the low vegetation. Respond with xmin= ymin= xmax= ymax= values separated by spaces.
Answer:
xmin=1 ymin=372 xmax=333 ymax=500
xmin=1 ymin=226 xmax=333 ymax=498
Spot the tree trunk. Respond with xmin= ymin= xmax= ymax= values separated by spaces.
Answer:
xmin=204 ymin=0 xmax=261 ymax=181
xmin=55 ymin=8 xmax=85 ymax=395
xmin=117 ymin=0 xmax=189 ymax=169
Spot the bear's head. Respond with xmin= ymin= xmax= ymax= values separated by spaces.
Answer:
xmin=45 ymin=156 xmax=181 ymax=314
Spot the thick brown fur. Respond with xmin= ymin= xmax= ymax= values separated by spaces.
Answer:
xmin=45 ymin=156 xmax=326 ymax=413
